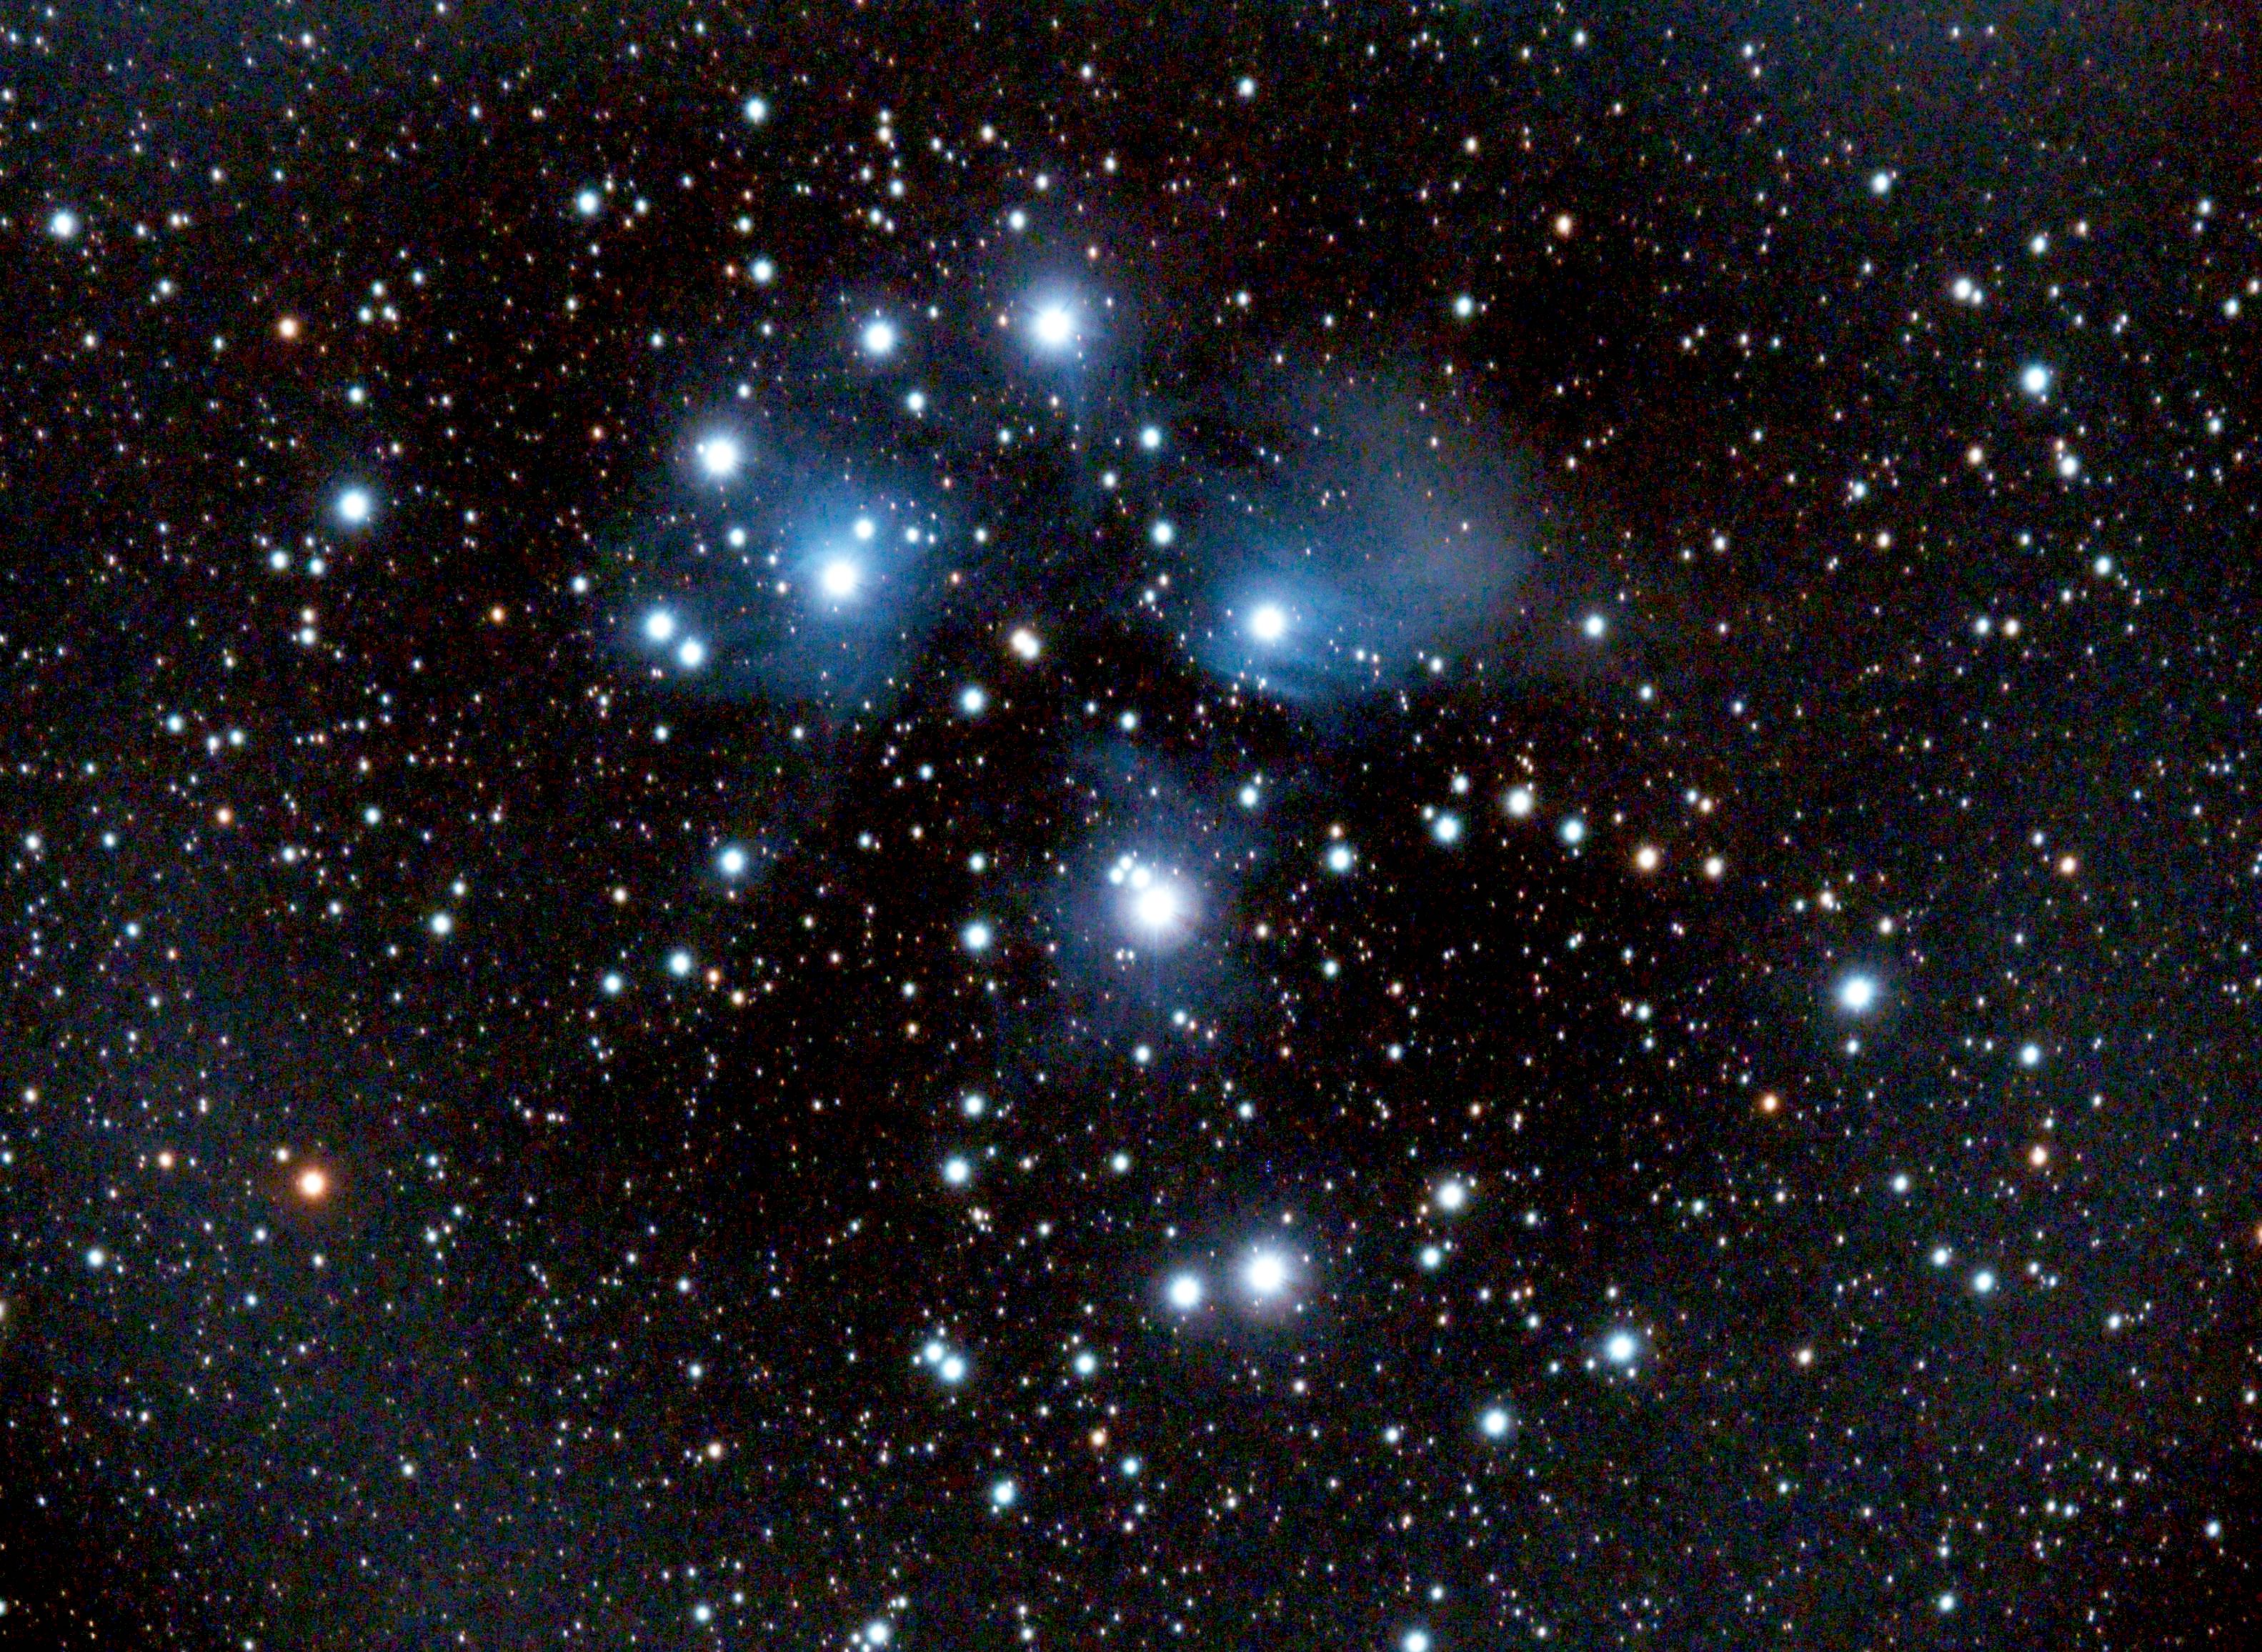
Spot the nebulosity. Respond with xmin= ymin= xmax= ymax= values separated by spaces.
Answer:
xmin=2 ymin=6 xmax=2260 ymax=1651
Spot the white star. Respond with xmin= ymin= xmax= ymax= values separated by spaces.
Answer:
xmin=1031 ymin=302 xmax=1075 ymax=349
xmin=49 ymin=208 xmax=80 ymax=240
xmin=644 ymin=609 xmax=678 ymax=644
xmin=1166 ymin=1271 xmax=1203 ymax=1310
xmin=861 ymin=317 xmax=899 ymax=357
xmin=1480 ymin=1404 xmax=1512 ymax=1438
xmin=1605 ymin=1329 xmax=1640 ymax=1365
xmin=962 ymin=920 xmax=993 ymax=952
xmin=717 ymin=845 xmax=748 ymax=877
xmin=819 ymin=559 xmax=862 ymax=600
xmin=1245 ymin=1250 xmax=1289 ymax=1296
xmin=1132 ymin=882 xmax=1182 ymax=930
xmin=1248 ymin=602 xmax=1287 ymax=642
xmin=1837 ymin=973 xmax=1879 ymax=1013
xmin=696 ymin=434 xmax=742 ymax=478
xmin=2021 ymin=363 xmax=2052 ymax=397
xmin=336 ymin=487 xmax=373 ymax=526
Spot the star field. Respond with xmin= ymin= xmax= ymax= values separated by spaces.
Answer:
xmin=4 ymin=4 xmax=2262 ymax=1647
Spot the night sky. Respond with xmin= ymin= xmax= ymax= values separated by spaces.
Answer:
xmin=6 ymin=3 xmax=2262 ymax=1646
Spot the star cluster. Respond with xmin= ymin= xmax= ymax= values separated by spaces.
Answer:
xmin=2 ymin=5 xmax=2260 ymax=1648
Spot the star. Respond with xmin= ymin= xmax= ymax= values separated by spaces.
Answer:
xmin=1132 ymin=881 xmax=1182 ymax=930
xmin=335 ymin=487 xmax=373 ymax=526
xmin=1030 ymin=302 xmax=1076 ymax=349
xmin=860 ymin=317 xmax=900 ymax=357
xmin=696 ymin=434 xmax=742 ymax=478
xmin=1836 ymin=973 xmax=1879 ymax=1013
xmin=819 ymin=558 xmax=862 ymax=600
xmin=1248 ymin=602 xmax=1287 ymax=642
xmin=1244 ymin=1249 xmax=1290 ymax=1296
xmin=1166 ymin=1272 xmax=1203 ymax=1310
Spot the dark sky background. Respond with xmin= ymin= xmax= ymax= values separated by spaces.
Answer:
xmin=4 ymin=2 xmax=2261 ymax=1646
